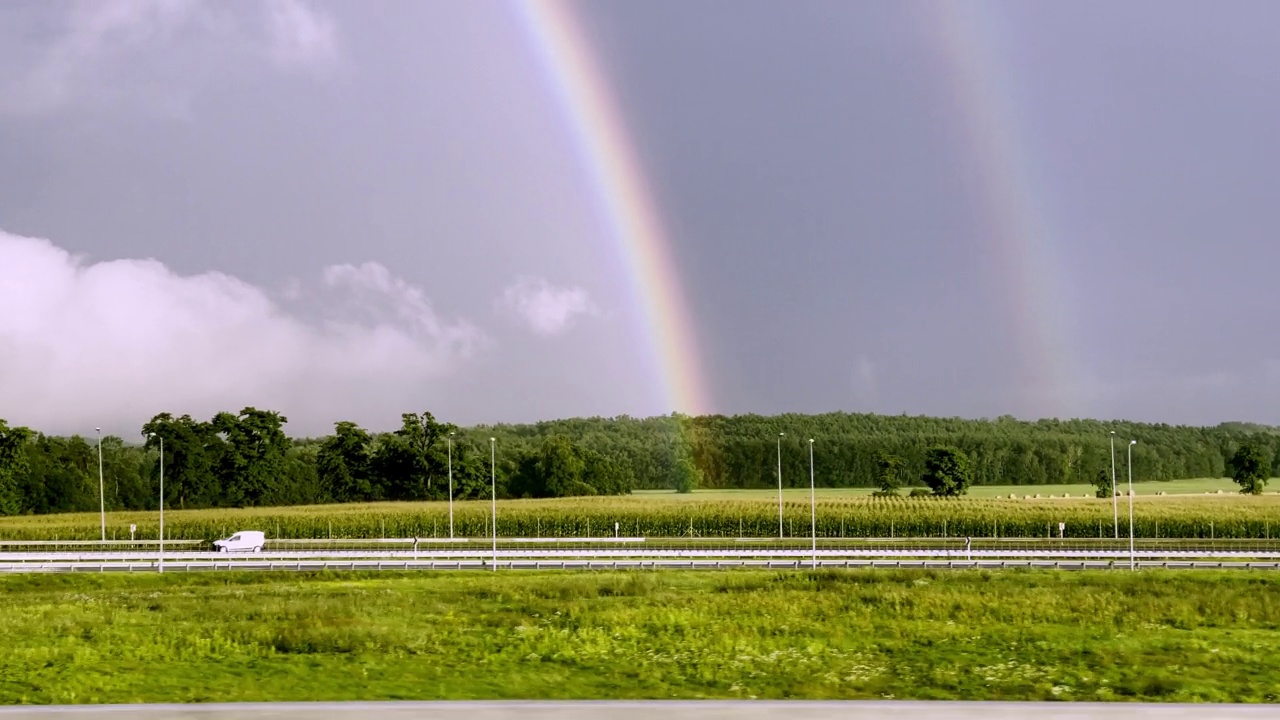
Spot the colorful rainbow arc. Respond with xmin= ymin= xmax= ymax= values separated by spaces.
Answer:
xmin=511 ymin=0 xmax=713 ymax=418
xmin=515 ymin=1 xmax=1080 ymax=421
xmin=921 ymin=2 xmax=1082 ymax=419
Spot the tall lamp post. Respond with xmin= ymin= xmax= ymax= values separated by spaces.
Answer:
xmin=1128 ymin=439 xmax=1137 ymax=571
xmin=1109 ymin=431 xmax=1118 ymax=539
xmin=490 ymin=437 xmax=497 ymax=572
xmin=808 ymin=438 xmax=816 ymax=570
xmin=147 ymin=433 xmax=164 ymax=574
xmin=447 ymin=431 xmax=455 ymax=539
xmin=96 ymin=427 xmax=105 ymax=542
xmin=777 ymin=432 xmax=785 ymax=538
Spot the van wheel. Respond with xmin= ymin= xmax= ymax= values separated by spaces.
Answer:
xmin=253 ymin=546 xmax=262 ymax=553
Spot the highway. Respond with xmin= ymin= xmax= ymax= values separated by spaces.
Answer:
xmin=5 ymin=542 xmax=1280 ymax=572
xmin=0 ymin=701 xmax=1276 ymax=719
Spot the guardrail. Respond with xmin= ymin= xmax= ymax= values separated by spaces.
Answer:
xmin=6 ymin=547 xmax=1280 ymax=565
xmin=3 ymin=558 xmax=1279 ymax=574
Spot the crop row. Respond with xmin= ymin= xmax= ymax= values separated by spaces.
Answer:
xmin=4 ymin=495 xmax=1280 ymax=541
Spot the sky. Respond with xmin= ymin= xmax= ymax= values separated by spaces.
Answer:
xmin=1 ymin=0 xmax=1278 ymax=437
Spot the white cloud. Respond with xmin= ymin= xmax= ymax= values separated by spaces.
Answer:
xmin=5 ymin=0 xmax=203 ymax=115
xmin=497 ymin=277 xmax=597 ymax=337
xmin=266 ymin=0 xmax=337 ymax=71
xmin=0 ymin=229 xmax=482 ymax=435
xmin=0 ymin=0 xmax=338 ymax=116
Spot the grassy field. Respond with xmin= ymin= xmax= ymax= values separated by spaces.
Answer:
xmin=636 ymin=477 xmax=1249 ymax=500
xmin=7 ymin=486 xmax=1280 ymax=538
xmin=1 ymin=569 xmax=1279 ymax=704
xmin=634 ymin=476 xmax=1244 ymax=499
xmin=5 ymin=483 xmax=1280 ymax=541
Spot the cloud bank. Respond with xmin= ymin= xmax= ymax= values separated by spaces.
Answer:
xmin=497 ymin=277 xmax=598 ymax=337
xmin=0 ymin=229 xmax=481 ymax=436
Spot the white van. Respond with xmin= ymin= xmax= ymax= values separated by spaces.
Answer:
xmin=212 ymin=530 xmax=265 ymax=553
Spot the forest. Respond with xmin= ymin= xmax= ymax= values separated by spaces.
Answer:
xmin=0 ymin=410 xmax=1278 ymax=515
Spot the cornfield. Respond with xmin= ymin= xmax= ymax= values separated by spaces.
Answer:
xmin=3 ymin=494 xmax=1280 ymax=541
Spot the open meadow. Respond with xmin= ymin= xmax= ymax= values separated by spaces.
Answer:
xmin=1 ymin=569 xmax=1279 ymax=704
xmin=634 ymin=477 xmax=1248 ymax=500
xmin=3 ymin=479 xmax=1280 ymax=542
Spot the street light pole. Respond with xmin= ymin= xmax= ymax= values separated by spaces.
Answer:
xmin=1128 ymin=439 xmax=1137 ymax=571
xmin=448 ymin=432 xmax=455 ymax=540
xmin=777 ymin=432 xmax=784 ymax=538
xmin=96 ymin=427 xmax=105 ymax=542
xmin=147 ymin=433 xmax=165 ymax=574
xmin=1110 ymin=431 xmax=1118 ymax=539
xmin=490 ymin=437 xmax=497 ymax=572
xmin=160 ymin=435 xmax=164 ymax=574
xmin=809 ymin=438 xmax=816 ymax=570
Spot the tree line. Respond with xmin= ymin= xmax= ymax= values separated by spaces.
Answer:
xmin=1 ymin=410 xmax=1278 ymax=515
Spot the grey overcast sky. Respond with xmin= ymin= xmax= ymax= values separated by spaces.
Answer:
xmin=2 ymin=0 xmax=1279 ymax=436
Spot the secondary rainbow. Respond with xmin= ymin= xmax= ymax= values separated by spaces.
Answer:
xmin=920 ymin=3 xmax=1083 ymax=418
xmin=511 ymin=0 xmax=713 ymax=417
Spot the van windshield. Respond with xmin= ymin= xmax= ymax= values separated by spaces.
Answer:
xmin=228 ymin=534 xmax=240 ymax=541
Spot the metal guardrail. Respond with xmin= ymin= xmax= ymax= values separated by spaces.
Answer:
xmin=5 ymin=548 xmax=1280 ymax=561
xmin=6 ymin=546 xmax=1280 ymax=573
xmin=2 ymin=558 xmax=1280 ymax=573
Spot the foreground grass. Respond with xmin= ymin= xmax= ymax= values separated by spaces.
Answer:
xmin=2 ymin=570 xmax=1280 ymax=704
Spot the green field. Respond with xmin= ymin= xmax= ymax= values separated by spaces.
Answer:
xmin=4 ymin=479 xmax=1280 ymax=541
xmin=0 ymin=502 xmax=1270 ymax=542
xmin=637 ymin=477 xmax=1251 ymax=500
xmin=1 ymin=569 xmax=1279 ymax=704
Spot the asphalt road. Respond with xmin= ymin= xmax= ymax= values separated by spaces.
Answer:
xmin=0 ymin=702 xmax=1275 ymax=719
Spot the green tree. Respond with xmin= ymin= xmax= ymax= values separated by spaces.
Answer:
xmin=536 ymin=436 xmax=587 ymax=497
xmin=449 ymin=439 xmax=492 ymax=500
xmin=0 ymin=419 xmax=32 ymax=516
xmin=401 ymin=412 xmax=452 ymax=493
xmin=317 ymin=421 xmax=374 ymax=502
xmin=142 ymin=413 xmax=221 ymax=509
xmin=922 ymin=445 xmax=971 ymax=497
xmin=874 ymin=452 xmax=904 ymax=495
xmin=213 ymin=408 xmax=289 ymax=507
xmin=1092 ymin=467 xmax=1114 ymax=499
xmin=674 ymin=455 xmax=700 ymax=494
xmin=507 ymin=436 xmax=630 ymax=498
xmin=583 ymin=449 xmax=632 ymax=496
xmin=1228 ymin=442 xmax=1271 ymax=495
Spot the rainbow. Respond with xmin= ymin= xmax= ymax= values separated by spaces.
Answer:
xmin=511 ymin=0 xmax=713 ymax=417
xmin=919 ymin=3 xmax=1083 ymax=418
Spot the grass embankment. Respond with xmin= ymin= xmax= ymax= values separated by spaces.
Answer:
xmin=5 ymin=485 xmax=1280 ymax=541
xmin=1 ymin=570 xmax=1279 ymax=704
